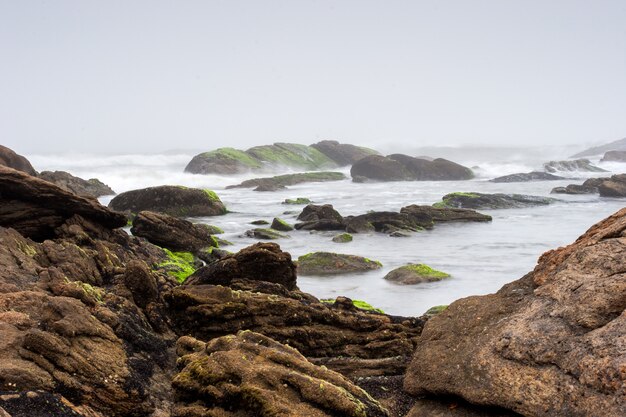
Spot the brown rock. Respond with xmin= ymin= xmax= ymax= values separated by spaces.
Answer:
xmin=403 ymin=207 xmax=626 ymax=417
xmin=601 ymin=150 xmax=626 ymax=162
xmin=597 ymin=173 xmax=626 ymax=197
xmin=400 ymin=204 xmax=492 ymax=223
xmin=38 ymin=171 xmax=115 ymax=198
xmin=311 ymin=140 xmax=380 ymax=165
xmin=294 ymin=204 xmax=345 ymax=231
xmin=0 ymin=145 xmax=36 ymax=176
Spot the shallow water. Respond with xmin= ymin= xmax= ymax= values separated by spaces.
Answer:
xmin=28 ymin=152 xmax=626 ymax=316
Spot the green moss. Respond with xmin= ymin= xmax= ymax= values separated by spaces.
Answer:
xmin=320 ymin=298 xmax=385 ymax=314
xmin=283 ymin=197 xmax=312 ymax=205
xmin=332 ymin=233 xmax=353 ymax=243
xmin=202 ymin=147 xmax=263 ymax=168
xmin=402 ymin=264 xmax=450 ymax=278
xmin=364 ymin=258 xmax=383 ymax=267
xmin=76 ymin=282 xmax=104 ymax=303
xmin=271 ymin=217 xmax=294 ymax=232
xmin=246 ymin=143 xmax=337 ymax=170
xmin=203 ymin=189 xmax=221 ymax=202
xmin=201 ymin=224 xmax=224 ymax=235
xmin=434 ymin=192 xmax=481 ymax=208
xmin=157 ymin=248 xmax=197 ymax=283
xmin=425 ymin=305 xmax=448 ymax=315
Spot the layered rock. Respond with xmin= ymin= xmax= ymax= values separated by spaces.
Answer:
xmin=597 ymin=173 xmax=626 ymax=197
xmin=297 ymin=252 xmax=382 ymax=275
xmin=351 ymin=154 xmax=473 ymax=182
xmin=404 ymin=207 xmax=626 ymax=416
xmin=543 ymin=158 xmax=606 ymax=173
xmin=37 ymin=170 xmax=115 ymax=198
xmin=434 ymin=192 xmax=558 ymax=210
xmin=0 ymin=145 xmax=37 ymax=176
xmin=490 ymin=171 xmax=564 ymax=183
xmin=109 ymin=185 xmax=226 ymax=217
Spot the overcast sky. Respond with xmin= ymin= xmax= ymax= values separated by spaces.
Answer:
xmin=1 ymin=0 xmax=625 ymax=154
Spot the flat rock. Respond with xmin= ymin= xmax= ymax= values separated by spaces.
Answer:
xmin=109 ymin=185 xmax=226 ymax=217
xmin=435 ymin=192 xmax=558 ymax=209
xmin=400 ymin=205 xmax=492 ymax=223
xmin=297 ymin=252 xmax=382 ymax=275
xmin=384 ymin=264 xmax=450 ymax=285
xmin=490 ymin=171 xmax=564 ymax=183
xmin=351 ymin=154 xmax=473 ymax=182
xmin=38 ymin=170 xmax=115 ymax=197
xmin=403 ymin=207 xmax=626 ymax=417
xmin=227 ymin=171 xmax=346 ymax=189
xmin=0 ymin=145 xmax=37 ymax=176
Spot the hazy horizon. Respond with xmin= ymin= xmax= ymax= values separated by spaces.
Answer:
xmin=2 ymin=1 xmax=625 ymax=154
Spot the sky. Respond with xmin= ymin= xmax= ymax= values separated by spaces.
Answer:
xmin=1 ymin=0 xmax=625 ymax=154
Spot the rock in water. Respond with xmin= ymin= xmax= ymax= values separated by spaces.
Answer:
xmin=310 ymin=140 xmax=380 ymax=165
xmin=434 ymin=192 xmax=558 ymax=209
xmin=601 ymin=150 xmax=626 ymax=162
xmin=351 ymin=154 xmax=473 ymax=182
xmin=400 ymin=204 xmax=492 ymax=223
xmin=0 ymin=145 xmax=37 ymax=175
xmin=297 ymin=252 xmax=382 ymax=275
xmin=403 ymin=207 xmax=626 ymax=417
xmin=172 ymin=331 xmax=389 ymax=417
xmin=109 ymin=185 xmax=226 ymax=217
xmin=543 ymin=158 xmax=607 ymax=173
xmin=597 ymin=174 xmax=626 ymax=197
xmin=38 ymin=170 xmax=115 ymax=197
xmin=384 ymin=264 xmax=450 ymax=284
xmin=490 ymin=171 xmax=564 ymax=183
xmin=295 ymin=203 xmax=345 ymax=231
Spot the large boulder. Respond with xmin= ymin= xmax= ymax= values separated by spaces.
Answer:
xmin=38 ymin=170 xmax=115 ymax=198
xmin=543 ymin=158 xmax=607 ymax=173
xmin=351 ymin=154 xmax=473 ymax=182
xmin=130 ymin=210 xmax=218 ymax=253
xmin=297 ymin=252 xmax=382 ymax=275
xmin=295 ymin=204 xmax=345 ymax=231
xmin=384 ymin=264 xmax=450 ymax=285
xmin=109 ymin=185 xmax=226 ymax=217
xmin=172 ymin=331 xmax=389 ymax=417
xmin=403 ymin=207 xmax=626 ymax=417
xmin=344 ymin=212 xmax=430 ymax=234
xmin=310 ymin=140 xmax=380 ymax=165
xmin=434 ymin=192 xmax=558 ymax=210
xmin=490 ymin=171 xmax=564 ymax=183
xmin=0 ymin=145 xmax=37 ymax=176
xmin=184 ymin=147 xmax=263 ymax=174
xmin=0 ymin=165 xmax=126 ymax=240
xmin=597 ymin=174 xmax=626 ymax=197
xmin=601 ymin=150 xmax=626 ymax=162
xmin=400 ymin=205 xmax=492 ymax=223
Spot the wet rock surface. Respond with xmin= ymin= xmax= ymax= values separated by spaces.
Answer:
xmin=490 ymin=171 xmax=564 ymax=183
xmin=435 ymin=192 xmax=558 ymax=209
xmin=404 ymin=208 xmax=626 ymax=417
xmin=351 ymin=154 xmax=474 ymax=182
xmin=311 ymin=140 xmax=380 ymax=165
xmin=226 ymin=171 xmax=346 ymax=189
xmin=38 ymin=170 xmax=115 ymax=198
xmin=297 ymin=252 xmax=382 ymax=275
xmin=400 ymin=205 xmax=492 ymax=223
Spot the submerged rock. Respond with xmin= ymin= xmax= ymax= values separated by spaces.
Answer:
xmin=297 ymin=252 xmax=382 ymax=275
xmin=400 ymin=204 xmax=492 ymax=223
xmin=0 ymin=145 xmax=37 ymax=176
xmin=403 ymin=207 xmax=626 ymax=416
xmin=345 ymin=211 xmax=429 ymax=234
xmin=543 ymin=158 xmax=607 ymax=173
xmin=332 ymin=232 xmax=353 ymax=243
xmin=490 ymin=171 xmax=564 ymax=183
xmin=384 ymin=264 xmax=450 ymax=285
xmin=434 ymin=192 xmax=558 ymax=209
xmin=351 ymin=154 xmax=473 ymax=182
xmin=38 ymin=170 xmax=115 ymax=198
xmin=283 ymin=197 xmax=312 ymax=205
xmin=109 ymin=185 xmax=226 ymax=217
xmin=227 ymin=171 xmax=346 ymax=189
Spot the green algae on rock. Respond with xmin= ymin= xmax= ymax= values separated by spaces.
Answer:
xmin=434 ymin=192 xmax=558 ymax=210
xmin=332 ymin=233 xmax=353 ymax=243
xmin=283 ymin=197 xmax=312 ymax=205
xmin=271 ymin=217 xmax=294 ymax=232
xmin=157 ymin=248 xmax=197 ymax=283
xmin=245 ymin=228 xmax=289 ymax=240
xmin=384 ymin=264 xmax=450 ymax=285
xmin=297 ymin=252 xmax=382 ymax=275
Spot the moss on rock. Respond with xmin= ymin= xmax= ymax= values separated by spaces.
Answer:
xmin=297 ymin=252 xmax=382 ymax=276
xmin=283 ymin=197 xmax=312 ymax=205
xmin=157 ymin=248 xmax=197 ymax=283
xmin=384 ymin=263 xmax=450 ymax=285
xmin=332 ymin=233 xmax=353 ymax=243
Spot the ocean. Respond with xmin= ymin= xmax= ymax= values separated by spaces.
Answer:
xmin=27 ymin=149 xmax=626 ymax=316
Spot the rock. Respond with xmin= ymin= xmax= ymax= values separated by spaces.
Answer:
xmin=37 ymin=171 xmax=115 ymax=198
xmin=597 ymin=174 xmax=626 ymax=197
xmin=332 ymin=233 xmax=353 ymax=243
xmin=283 ymin=197 xmax=312 ymax=205
xmin=130 ymin=210 xmax=218 ymax=253
xmin=297 ymin=252 xmax=382 ymax=275
xmin=423 ymin=305 xmax=448 ymax=316
xmin=253 ymin=182 xmax=286 ymax=191
xmin=384 ymin=264 xmax=450 ymax=285
xmin=570 ymin=136 xmax=626 ymax=158
xmin=310 ymin=140 xmax=380 ymax=165
xmin=271 ymin=217 xmax=294 ymax=231
xmin=295 ymin=204 xmax=345 ymax=231
xmin=227 ymin=171 xmax=346 ymax=189
xmin=601 ymin=150 xmax=626 ymax=162
xmin=172 ymin=331 xmax=389 ymax=417
xmin=551 ymin=177 xmax=603 ymax=195
xmin=406 ymin=398 xmax=519 ymax=417
xmin=184 ymin=242 xmax=298 ymax=290
xmin=434 ymin=192 xmax=558 ymax=210
xmin=543 ymin=158 xmax=607 ymax=173
xmin=184 ymin=147 xmax=263 ymax=174
xmin=0 ymin=145 xmax=37 ymax=176
xmin=0 ymin=165 xmax=127 ymax=241
xmin=351 ymin=154 xmax=473 ymax=182
xmin=345 ymin=212 xmax=429 ymax=234
xmin=403 ymin=207 xmax=626 ymax=417
xmin=400 ymin=205 xmax=492 ymax=223
xmin=490 ymin=171 xmax=565 ymax=183
xmin=245 ymin=228 xmax=289 ymax=240
xmin=108 ymin=185 xmax=226 ymax=217
xmin=250 ymin=219 xmax=269 ymax=225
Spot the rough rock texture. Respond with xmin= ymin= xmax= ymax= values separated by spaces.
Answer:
xmin=244 ymin=228 xmax=289 ymax=240
xmin=109 ymin=185 xmax=226 ymax=217
xmin=543 ymin=158 xmax=607 ymax=173
xmin=597 ymin=173 xmax=626 ymax=197
xmin=404 ymin=207 xmax=626 ymax=417
xmin=601 ymin=150 xmax=626 ymax=162
xmin=344 ymin=212 xmax=429 ymax=234
xmin=130 ymin=210 xmax=218 ymax=253
xmin=400 ymin=205 xmax=492 ymax=223
xmin=295 ymin=204 xmax=345 ymax=231
xmin=226 ymin=171 xmax=346 ymax=189
xmin=406 ymin=398 xmax=520 ymax=417
xmin=297 ymin=252 xmax=382 ymax=275
xmin=38 ymin=171 xmax=115 ymax=198
xmin=185 ymin=242 xmax=298 ymax=290
xmin=310 ymin=140 xmax=380 ymax=165
xmin=0 ymin=166 xmax=126 ymax=241
xmin=384 ymin=264 xmax=450 ymax=285
xmin=271 ymin=217 xmax=293 ymax=231
xmin=172 ymin=331 xmax=389 ymax=417
xmin=351 ymin=154 xmax=473 ymax=182
xmin=0 ymin=145 xmax=37 ymax=176
xmin=490 ymin=171 xmax=564 ymax=183
xmin=435 ymin=192 xmax=558 ymax=210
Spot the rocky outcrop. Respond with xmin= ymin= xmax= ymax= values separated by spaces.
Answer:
xmin=490 ymin=171 xmax=564 ymax=183
xmin=38 ymin=170 xmax=115 ymax=198
xmin=344 ymin=212 xmax=429 ymax=234
xmin=597 ymin=173 xmax=626 ymax=197
xmin=601 ymin=150 xmax=626 ymax=162
xmin=400 ymin=205 xmax=492 ymax=223
xmin=295 ymin=204 xmax=345 ymax=231
xmin=0 ymin=166 xmax=126 ymax=241
xmin=351 ymin=154 xmax=473 ymax=182
xmin=226 ymin=171 xmax=346 ymax=189
xmin=434 ymin=192 xmax=558 ymax=210
xmin=543 ymin=158 xmax=607 ymax=173
xmin=310 ymin=140 xmax=380 ymax=165
xmin=0 ymin=145 xmax=37 ymax=176
xmin=403 ymin=207 xmax=626 ymax=417
xmin=384 ymin=264 xmax=450 ymax=285
xmin=109 ymin=185 xmax=226 ymax=217
xmin=297 ymin=252 xmax=382 ymax=275
xmin=570 ymin=136 xmax=626 ymax=158
xmin=184 ymin=147 xmax=264 ymax=174
xmin=172 ymin=331 xmax=389 ymax=417
xmin=130 ymin=210 xmax=218 ymax=253
xmin=551 ymin=182 xmax=600 ymax=195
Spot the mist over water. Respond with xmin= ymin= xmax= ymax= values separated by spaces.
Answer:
xmin=26 ymin=145 xmax=625 ymax=316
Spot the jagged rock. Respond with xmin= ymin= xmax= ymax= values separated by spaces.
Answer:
xmin=490 ymin=171 xmax=564 ymax=183
xmin=601 ymin=150 xmax=626 ymax=162
xmin=0 ymin=166 xmax=126 ymax=241
xmin=109 ymin=185 xmax=226 ymax=217
xmin=295 ymin=204 xmax=345 ymax=231
xmin=384 ymin=264 xmax=450 ymax=285
xmin=184 ymin=242 xmax=298 ymax=290
xmin=434 ymin=192 xmax=558 ymax=210
xmin=226 ymin=171 xmax=346 ymax=189
xmin=310 ymin=140 xmax=380 ymax=165
xmin=130 ymin=210 xmax=218 ymax=253
xmin=297 ymin=252 xmax=382 ymax=275
xmin=37 ymin=171 xmax=115 ymax=198
xmin=0 ymin=145 xmax=37 ymax=176
xmin=351 ymin=154 xmax=473 ymax=182
xmin=400 ymin=205 xmax=492 ymax=223
xmin=403 ymin=207 xmax=626 ymax=417
xmin=597 ymin=173 xmax=626 ymax=197
xmin=172 ymin=331 xmax=389 ymax=417
xmin=543 ymin=158 xmax=607 ymax=173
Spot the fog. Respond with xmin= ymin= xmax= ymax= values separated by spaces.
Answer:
xmin=1 ymin=1 xmax=625 ymax=155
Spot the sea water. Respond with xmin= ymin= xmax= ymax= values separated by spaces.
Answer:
xmin=28 ymin=151 xmax=626 ymax=316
